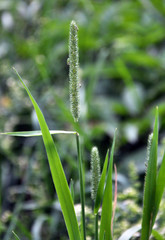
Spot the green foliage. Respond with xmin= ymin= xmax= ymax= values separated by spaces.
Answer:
xmin=13 ymin=68 xmax=81 ymax=240
xmin=12 ymin=231 xmax=21 ymax=240
xmin=1 ymin=2 xmax=165 ymax=238
xmin=152 ymin=229 xmax=165 ymax=240
xmin=0 ymin=130 xmax=76 ymax=137
xmin=118 ymin=224 xmax=141 ymax=240
xmin=153 ymin=152 xmax=165 ymax=227
xmin=99 ymin=130 xmax=116 ymax=240
xmin=141 ymin=108 xmax=158 ymax=239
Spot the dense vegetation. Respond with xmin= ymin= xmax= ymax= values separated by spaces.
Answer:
xmin=1 ymin=0 xmax=165 ymax=239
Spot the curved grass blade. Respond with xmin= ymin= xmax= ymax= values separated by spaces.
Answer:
xmin=99 ymin=129 xmax=117 ymax=240
xmin=94 ymin=149 xmax=109 ymax=214
xmin=31 ymin=215 xmax=48 ymax=240
xmin=141 ymin=107 xmax=158 ymax=240
xmin=118 ymin=224 xmax=141 ymax=240
xmin=152 ymin=229 xmax=165 ymax=240
xmin=13 ymin=68 xmax=81 ymax=240
xmin=152 ymin=151 xmax=165 ymax=227
xmin=0 ymin=130 xmax=76 ymax=137
xmin=12 ymin=231 xmax=21 ymax=240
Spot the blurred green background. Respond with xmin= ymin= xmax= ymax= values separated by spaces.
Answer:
xmin=1 ymin=0 xmax=165 ymax=239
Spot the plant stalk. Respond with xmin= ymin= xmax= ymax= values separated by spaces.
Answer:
xmin=0 ymin=160 xmax=1 ymax=216
xmin=95 ymin=213 xmax=98 ymax=240
xmin=76 ymin=133 xmax=86 ymax=240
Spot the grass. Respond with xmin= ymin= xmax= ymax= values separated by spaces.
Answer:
xmin=1 ymin=20 xmax=165 ymax=240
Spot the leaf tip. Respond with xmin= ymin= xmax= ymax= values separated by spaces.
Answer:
xmin=12 ymin=66 xmax=17 ymax=73
xmin=156 ymin=106 xmax=159 ymax=116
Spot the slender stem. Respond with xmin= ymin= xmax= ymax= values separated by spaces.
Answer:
xmin=76 ymin=133 xmax=86 ymax=240
xmin=95 ymin=213 xmax=98 ymax=240
xmin=0 ymin=160 xmax=1 ymax=216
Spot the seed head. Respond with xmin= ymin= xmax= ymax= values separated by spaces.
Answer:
xmin=69 ymin=20 xmax=80 ymax=122
xmin=145 ymin=133 xmax=153 ymax=170
xmin=91 ymin=146 xmax=101 ymax=202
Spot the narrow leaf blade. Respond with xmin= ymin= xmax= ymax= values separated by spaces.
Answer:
xmin=152 ymin=229 xmax=165 ymax=240
xmin=99 ymin=130 xmax=117 ymax=240
xmin=152 ymin=151 xmax=165 ymax=226
xmin=12 ymin=231 xmax=21 ymax=240
xmin=0 ymin=130 xmax=76 ymax=137
xmin=13 ymin=68 xmax=81 ymax=240
xmin=118 ymin=225 xmax=141 ymax=240
xmin=141 ymin=107 xmax=159 ymax=240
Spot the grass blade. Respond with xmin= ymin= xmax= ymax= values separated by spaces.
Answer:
xmin=152 ymin=151 xmax=165 ymax=226
xmin=141 ymin=107 xmax=158 ymax=240
xmin=94 ymin=149 xmax=109 ymax=214
xmin=4 ymin=197 xmax=23 ymax=240
xmin=99 ymin=129 xmax=117 ymax=240
xmin=13 ymin=68 xmax=81 ymax=240
xmin=0 ymin=130 xmax=76 ymax=137
xmin=12 ymin=231 xmax=21 ymax=240
xmin=118 ymin=224 xmax=141 ymax=240
xmin=152 ymin=229 xmax=165 ymax=240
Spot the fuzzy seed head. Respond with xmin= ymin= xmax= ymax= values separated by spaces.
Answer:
xmin=69 ymin=20 xmax=80 ymax=122
xmin=91 ymin=146 xmax=101 ymax=201
xmin=145 ymin=133 xmax=153 ymax=169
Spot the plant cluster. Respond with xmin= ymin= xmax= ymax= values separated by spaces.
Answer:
xmin=1 ymin=21 xmax=165 ymax=240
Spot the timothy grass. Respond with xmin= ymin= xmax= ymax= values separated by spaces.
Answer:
xmin=1 ymin=20 xmax=165 ymax=240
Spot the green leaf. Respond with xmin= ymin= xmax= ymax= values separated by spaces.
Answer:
xmin=152 ymin=151 xmax=165 ymax=226
xmin=94 ymin=149 xmax=109 ymax=214
xmin=118 ymin=225 xmax=141 ymax=240
xmin=12 ymin=231 xmax=21 ymax=240
xmin=13 ymin=68 xmax=81 ymax=240
xmin=99 ymin=129 xmax=117 ymax=240
xmin=0 ymin=130 xmax=76 ymax=137
xmin=150 ymin=0 xmax=165 ymax=16
xmin=152 ymin=229 xmax=165 ymax=240
xmin=141 ymin=107 xmax=159 ymax=240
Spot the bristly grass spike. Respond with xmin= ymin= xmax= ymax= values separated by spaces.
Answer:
xmin=91 ymin=146 xmax=101 ymax=202
xmin=69 ymin=20 xmax=80 ymax=122
xmin=145 ymin=133 xmax=153 ymax=170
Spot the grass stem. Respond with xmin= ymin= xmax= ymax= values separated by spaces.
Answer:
xmin=95 ymin=213 xmax=98 ymax=240
xmin=0 ymin=160 xmax=1 ymax=216
xmin=76 ymin=133 xmax=86 ymax=240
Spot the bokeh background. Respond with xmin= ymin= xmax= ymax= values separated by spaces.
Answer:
xmin=1 ymin=0 xmax=165 ymax=239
